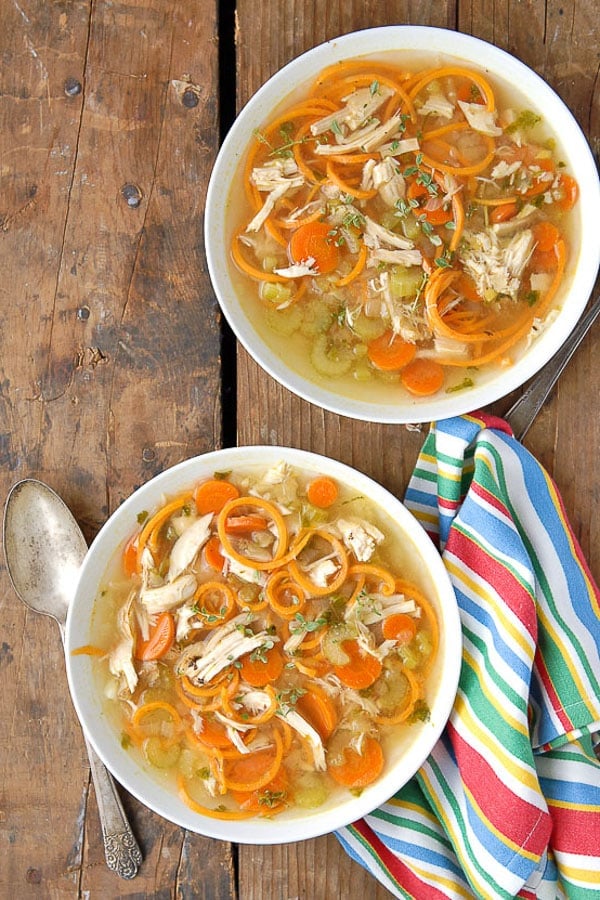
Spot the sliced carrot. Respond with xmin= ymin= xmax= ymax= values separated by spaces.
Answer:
xmin=131 ymin=700 xmax=182 ymax=735
xmin=135 ymin=612 xmax=175 ymax=661
xmin=287 ymin=530 xmax=349 ymax=596
xmin=454 ymin=272 xmax=481 ymax=302
xmin=195 ymin=479 xmax=240 ymax=515
xmin=401 ymin=358 xmax=445 ymax=396
xmin=224 ymin=728 xmax=284 ymax=792
xmin=224 ymin=514 xmax=268 ymax=534
xmin=329 ymin=736 xmax=384 ymax=789
xmin=204 ymin=535 xmax=225 ymax=572
xmin=192 ymin=717 xmax=234 ymax=749
xmin=333 ymin=639 xmax=382 ymax=689
xmin=239 ymin=645 xmax=284 ymax=687
xmin=367 ymin=330 xmax=416 ymax=371
xmin=296 ymin=687 xmax=338 ymax=741
xmin=407 ymin=181 xmax=453 ymax=225
xmin=490 ymin=201 xmax=518 ymax=224
xmin=193 ymin=581 xmax=236 ymax=627
xmin=456 ymin=81 xmax=484 ymax=104
xmin=306 ymin=476 xmax=339 ymax=508
xmin=265 ymin=569 xmax=306 ymax=618
xmin=382 ymin=613 xmax=418 ymax=644
xmin=123 ymin=533 xmax=140 ymax=576
xmin=555 ymin=173 xmax=578 ymax=211
xmin=217 ymin=496 xmax=289 ymax=571
xmin=71 ymin=644 xmax=105 ymax=657
xmin=177 ymin=774 xmax=256 ymax=819
xmin=136 ymin=492 xmax=193 ymax=570
xmin=230 ymin=768 xmax=289 ymax=814
xmin=533 ymin=221 xmax=561 ymax=253
xmin=288 ymin=221 xmax=340 ymax=274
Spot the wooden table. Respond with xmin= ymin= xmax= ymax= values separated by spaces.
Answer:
xmin=1 ymin=2 xmax=598 ymax=897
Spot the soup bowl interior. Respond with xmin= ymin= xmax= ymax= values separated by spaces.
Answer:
xmin=65 ymin=445 xmax=461 ymax=844
xmin=205 ymin=26 xmax=600 ymax=424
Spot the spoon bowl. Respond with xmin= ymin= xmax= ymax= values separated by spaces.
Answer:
xmin=2 ymin=478 xmax=142 ymax=879
xmin=3 ymin=479 xmax=88 ymax=630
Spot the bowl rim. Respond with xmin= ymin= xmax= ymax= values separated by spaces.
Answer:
xmin=65 ymin=444 xmax=462 ymax=843
xmin=205 ymin=24 xmax=600 ymax=424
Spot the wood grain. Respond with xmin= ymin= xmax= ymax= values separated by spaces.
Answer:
xmin=0 ymin=0 xmax=231 ymax=895
xmin=1 ymin=0 xmax=599 ymax=896
xmin=234 ymin=2 xmax=600 ymax=898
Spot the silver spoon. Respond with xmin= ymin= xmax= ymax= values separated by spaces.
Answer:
xmin=2 ymin=479 xmax=142 ymax=879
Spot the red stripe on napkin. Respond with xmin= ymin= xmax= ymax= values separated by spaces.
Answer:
xmin=448 ymin=723 xmax=552 ymax=854
xmin=446 ymin=529 xmax=538 ymax=635
xmin=352 ymin=819 xmax=450 ymax=900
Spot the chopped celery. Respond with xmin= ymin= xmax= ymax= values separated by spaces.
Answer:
xmin=260 ymin=282 xmax=292 ymax=305
xmin=310 ymin=334 xmax=353 ymax=377
xmin=300 ymin=299 xmax=334 ymax=337
xmin=294 ymin=773 xmax=330 ymax=809
xmin=351 ymin=313 xmax=387 ymax=342
xmin=143 ymin=736 xmax=181 ymax=769
xmin=389 ymin=265 xmax=423 ymax=299
xmin=264 ymin=303 xmax=302 ymax=336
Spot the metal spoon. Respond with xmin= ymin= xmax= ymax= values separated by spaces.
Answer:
xmin=2 ymin=479 xmax=142 ymax=879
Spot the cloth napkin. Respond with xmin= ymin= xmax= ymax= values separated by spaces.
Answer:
xmin=337 ymin=413 xmax=600 ymax=899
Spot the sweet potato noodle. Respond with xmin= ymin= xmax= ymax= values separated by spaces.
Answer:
xmin=231 ymin=58 xmax=578 ymax=397
xmin=82 ymin=464 xmax=439 ymax=819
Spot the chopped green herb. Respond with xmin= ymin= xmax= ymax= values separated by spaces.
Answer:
xmin=446 ymin=377 xmax=475 ymax=393
xmin=505 ymin=110 xmax=542 ymax=134
xmin=409 ymin=699 xmax=431 ymax=723
xmin=525 ymin=290 xmax=540 ymax=306
xmin=137 ymin=510 xmax=149 ymax=525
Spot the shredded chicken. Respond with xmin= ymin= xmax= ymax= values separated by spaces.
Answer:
xmin=108 ymin=592 xmax=138 ymax=693
xmin=273 ymin=258 xmax=318 ymax=278
xmin=417 ymin=93 xmax=455 ymax=119
xmin=245 ymin=159 xmax=304 ymax=233
xmin=459 ymin=228 xmax=535 ymax=300
xmin=336 ymin=518 xmax=384 ymax=563
xmin=309 ymin=85 xmax=394 ymax=136
xmin=367 ymin=247 xmax=423 ymax=268
xmin=313 ymin=113 xmax=405 ymax=156
xmin=277 ymin=710 xmax=326 ymax=770
xmin=458 ymin=100 xmax=503 ymax=136
xmin=363 ymin=216 xmax=415 ymax=251
xmin=167 ymin=513 xmax=212 ymax=581
xmin=140 ymin=573 xmax=197 ymax=616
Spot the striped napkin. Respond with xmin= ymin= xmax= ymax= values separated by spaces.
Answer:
xmin=337 ymin=413 xmax=600 ymax=899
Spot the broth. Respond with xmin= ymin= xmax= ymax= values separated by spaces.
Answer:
xmin=227 ymin=52 xmax=579 ymax=401
xmin=87 ymin=462 xmax=442 ymax=820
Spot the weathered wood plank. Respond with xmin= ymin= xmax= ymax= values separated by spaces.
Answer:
xmin=0 ymin=0 xmax=231 ymax=895
xmin=234 ymin=2 xmax=600 ymax=898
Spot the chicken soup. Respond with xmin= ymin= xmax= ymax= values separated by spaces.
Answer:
xmin=83 ymin=462 xmax=440 ymax=820
xmin=229 ymin=56 xmax=579 ymax=399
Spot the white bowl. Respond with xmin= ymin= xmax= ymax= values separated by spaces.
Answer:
xmin=205 ymin=26 xmax=600 ymax=424
xmin=65 ymin=446 xmax=461 ymax=844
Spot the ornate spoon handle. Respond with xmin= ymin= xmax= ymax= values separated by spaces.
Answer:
xmin=86 ymin=736 xmax=143 ymax=878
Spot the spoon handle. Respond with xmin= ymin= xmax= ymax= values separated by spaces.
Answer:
xmin=85 ymin=736 xmax=143 ymax=878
